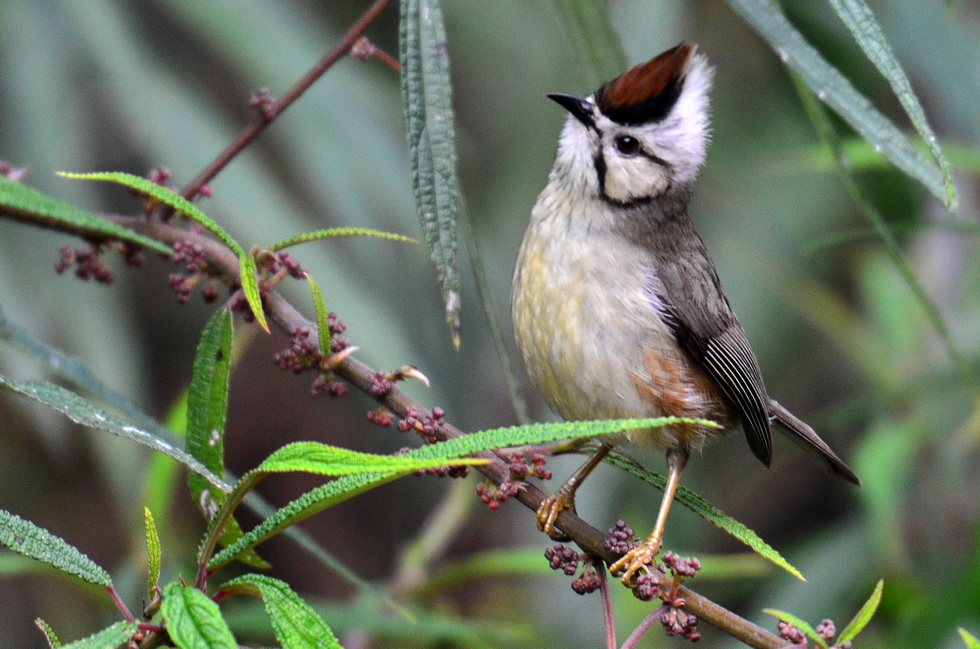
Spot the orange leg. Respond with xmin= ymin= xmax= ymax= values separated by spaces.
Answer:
xmin=609 ymin=447 xmax=689 ymax=583
xmin=537 ymin=443 xmax=614 ymax=539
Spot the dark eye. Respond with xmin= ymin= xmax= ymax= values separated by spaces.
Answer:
xmin=614 ymin=135 xmax=641 ymax=156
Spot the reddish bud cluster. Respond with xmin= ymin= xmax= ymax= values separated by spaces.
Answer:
xmin=571 ymin=566 xmax=602 ymax=595
xmin=662 ymin=551 xmax=701 ymax=578
xmin=0 ymin=160 xmax=31 ymax=181
xmin=55 ymin=245 xmax=114 ymax=284
xmin=776 ymin=618 xmax=850 ymax=649
xmin=366 ymin=407 xmax=394 ymax=427
xmin=662 ymin=605 xmax=700 ymax=642
xmin=604 ymin=519 xmax=637 ymax=557
xmin=272 ymin=321 xmax=351 ymax=397
xmin=475 ymin=478 xmax=519 ymax=510
xmin=545 ymin=544 xmax=581 ymax=576
xmin=397 ymin=406 xmax=445 ymax=443
xmin=505 ymin=452 xmax=552 ymax=481
xmin=249 ymin=88 xmax=279 ymax=119
xmin=777 ymin=621 xmax=807 ymax=645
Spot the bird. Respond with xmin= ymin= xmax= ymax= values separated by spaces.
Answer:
xmin=511 ymin=42 xmax=860 ymax=583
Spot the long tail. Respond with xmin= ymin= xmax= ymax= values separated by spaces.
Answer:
xmin=769 ymin=400 xmax=861 ymax=486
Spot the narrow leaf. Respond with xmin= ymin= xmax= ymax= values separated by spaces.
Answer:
xmin=604 ymin=451 xmax=803 ymax=580
xmin=306 ymin=274 xmax=331 ymax=356
xmin=828 ymin=0 xmax=955 ymax=206
xmin=35 ymin=618 xmax=62 ymax=648
xmin=400 ymin=0 xmax=462 ymax=346
xmin=56 ymin=172 xmax=244 ymax=254
xmin=238 ymin=253 xmax=269 ymax=332
xmin=59 ymin=621 xmax=138 ymax=649
xmin=0 ymin=509 xmax=111 ymax=586
xmin=161 ymin=582 xmax=237 ymax=649
xmin=0 ymin=375 xmax=229 ymax=491
xmin=550 ymin=0 xmax=626 ymax=85
xmin=837 ymin=579 xmax=884 ymax=643
xmin=220 ymin=574 xmax=341 ymax=649
xmin=724 ymin=0 xmax=953 ymax=207
xmin=255 ymin=441 xmax=489 ymax=476
xmin=144 ymin=508 xmax=161 ymax=594
xmin=186 ymin=308 xmax=233 ymax=518
xmin=762 ymin=609 xmax=827 ymax=649
xmin=0 ymin=176 xmax=171 ymax=254
xmin=960 ymin=628 xmax=980 ymax=649
xmin=269 ymin=227 xmax=416 ymax=251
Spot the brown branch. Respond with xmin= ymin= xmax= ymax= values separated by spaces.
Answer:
xmin=106 ymin=215 xmax=787 ymax=649
xmin=174 ymin=0 xmax=395 ymax=205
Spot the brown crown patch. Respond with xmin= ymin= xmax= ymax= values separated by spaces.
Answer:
xmin=596 ymin=43 xmax=694 ymax=126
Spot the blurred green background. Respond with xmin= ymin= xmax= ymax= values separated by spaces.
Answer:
xmin=0 ymin=1 xmax=978 ymax=647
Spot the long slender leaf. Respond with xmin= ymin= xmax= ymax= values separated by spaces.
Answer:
xmin=34 ymin=618 xmax=62 ymax=648
xmin=161 ymin=582 xmax=237 ymax=649
xmin=0 ymin=175 xmax=171 ymax=254
xmin=549 ymin=0 xmax=626 ymax=85
xmin=220 ymin=574 xmax=341 ymax=649
xmin=837 ymin=578 xmax=884 ymax=643
xmin=306 ymin=274 xmax=331 ymax=355
xmin=144 ymin=507 xmax=161 ymax=594
xmin=724 ymin=0 xmax=954 ymax=208
xmin=400 ymin=0 xmax=462 ymax=346
xmin=0 ymin=374 xmax=229 ymax=491
xmin=56 ymin=171 xmax=269 ymax=331
xmin=0 ymin=509 xmax=111 ymax=586
xmin=60 ymin=621 xmax=138 ymax=649
xmin=604 ymin=451 xmax=803 ymax=579
xmin=960 ymin=628 xmax=980 ymax=649
xmin=269 ymin=227 xmax=416 ymax=251
xmin=828 ymin=0 xmax=955 ymax=206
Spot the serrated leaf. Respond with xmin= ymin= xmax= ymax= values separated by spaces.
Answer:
xmin=724 ymin=0 xmax=953 ymax=208
xmin=269 ymin=227 xmax=416 ymax=251
xmin=762 ymin=609 xmax=827 ymax=649
xmin=56 ymin=171 xmax=269 ymax=331
xmin=400 ymin=0 xmax=462 ymax=346
xmin=208 ymin=418 xmax=702 ymax=569
xmin=144 ymin=508 xmax=161 ymax=594
xmin=0 ymin=374 xmax=229 ymax=492
xmin=828 ymin=0 xmax=955 ymax=207
xmin=604 ymin=451 xmax=803 ymax=580
xmin=35 ymin=618 xmax=62 ymax=648
xmin=161 ymin=582 xmax=237 ymax=649
xmin=59 ymin=621 xmax=138 ymax=649
xmin=960 ymin=628 xmax=980 ymax=649
xmin=550 ymin=0 xmax=626 ymax=85
xmin=254 ymin=441 xmax=489 ymax=476
xmin=837 ymin=578 xmax=884 ymax=643
xmin=306 ymin=274 xmax=331 ymax=355
xmin=0 ymin=509 xmax=111 ymax=586
xmin=220 ymin=575 xmax=341 ymax=649
xmin=0 ymin=175 xmax=171 ymax=255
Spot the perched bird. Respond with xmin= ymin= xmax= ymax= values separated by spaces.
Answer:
xmin=512 ymin=43 xmax=860 ymax=581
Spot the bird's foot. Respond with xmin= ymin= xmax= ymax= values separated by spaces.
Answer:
xmin=536 ymin=492 xmax=575 ymax=541
xmin=609 ymin=538 xmax=662 ymax=585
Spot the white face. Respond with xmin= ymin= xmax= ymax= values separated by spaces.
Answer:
xmin=552 ymin=52 xmax=714 ymax=207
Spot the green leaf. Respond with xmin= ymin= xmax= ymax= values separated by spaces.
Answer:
xmin=400 ymin=0 xmax=462 ymax=346
xmin=220 ymin=574 xmax=341 ymax=649
xmin=254 ymin=441 xmax=489 ymax=476
xmin=724 ymin=0 xmax=954 ymax=208
xmin=269 ymin=227 xmax=416 ymax=251
xmin=144 ymin=507 xmax=161 ymax=594
xmin=306 ymin=274 xmax=331 ymax=355
xmin=59 ymin=621 xmax=138 ymax=649
xmin=960 ymin=628 xmax=980 ymax=649
xmin=161 ymin=582 xmax=237 ymax=649
xmin=604 ymin=451 xmax=804 ymax=580
xmin=837 ymin=578 xmax=884 ymax=643
xmin=56 ymin=171 xmax=269 ymax=331
xmin=550 ymin=0 xmax=627 ymax=85
xmin=0 ymin=508 xmax=111 ymax=586
xmin=762 ymin=608 xmax=827 ymax=649
xmin=0 ymin=175 xmax=171 ymax=255
xmin=0 ymin=374 xmax=229 ymax=492
xmin=827 ymin=0 xmax=956 ymax=207
xmin=35 ymin=618 xmax=62 ymax=648
xmin=186 ymin=308 xmax=233 ymax=516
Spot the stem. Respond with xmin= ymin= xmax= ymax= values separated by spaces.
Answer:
xmin=597 ymin=563 xmax=617 ymax=649
xmin=106 ymin=585 xmax=135 ymax=623
xmin=174 ymin=0 xmax=395 ymax=205
xmin=620 ymin=604 xmax=667 ymax=649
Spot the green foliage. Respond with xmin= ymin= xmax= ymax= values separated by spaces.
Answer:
xmin=960 ymin=628 xmax=980 ymax=649
xmin=269 ymin=227 xmax=416 ymax=252
xmin=837 ymin=579 xmax=884 ymax=643
xmin=220 ymin=574 xmax=341 ymax=649
xmin=549 ymin=0 xmax=626 ymax=86
xmin=34 ymin=618 xmax=61 ymax=648
xmin=58 ymin=621 xmax=138 ymax=649
xmin=161 ymin=582 xmax=238 ymax=649
xmin=144 ymin=507 xmax=161 ymax=595
xmin=0 ymin=176 xmax=171 ymax=255
xmin=400 ymin=0 xmax=462 ymax=346
xmin=306 ymin=273 xmax=332 ymax=355
xmin=0 ymin=509 xmax=111 ymax=587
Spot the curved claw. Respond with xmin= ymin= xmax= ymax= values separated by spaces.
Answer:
xmin=536 ymin=492 xmax=575 ymax=541
xmin=609 ymin=539 xmax=662 ymax=584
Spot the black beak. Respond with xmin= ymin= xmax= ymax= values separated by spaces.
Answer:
xmin=547 ymin=92 xmax=595 ymax=128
